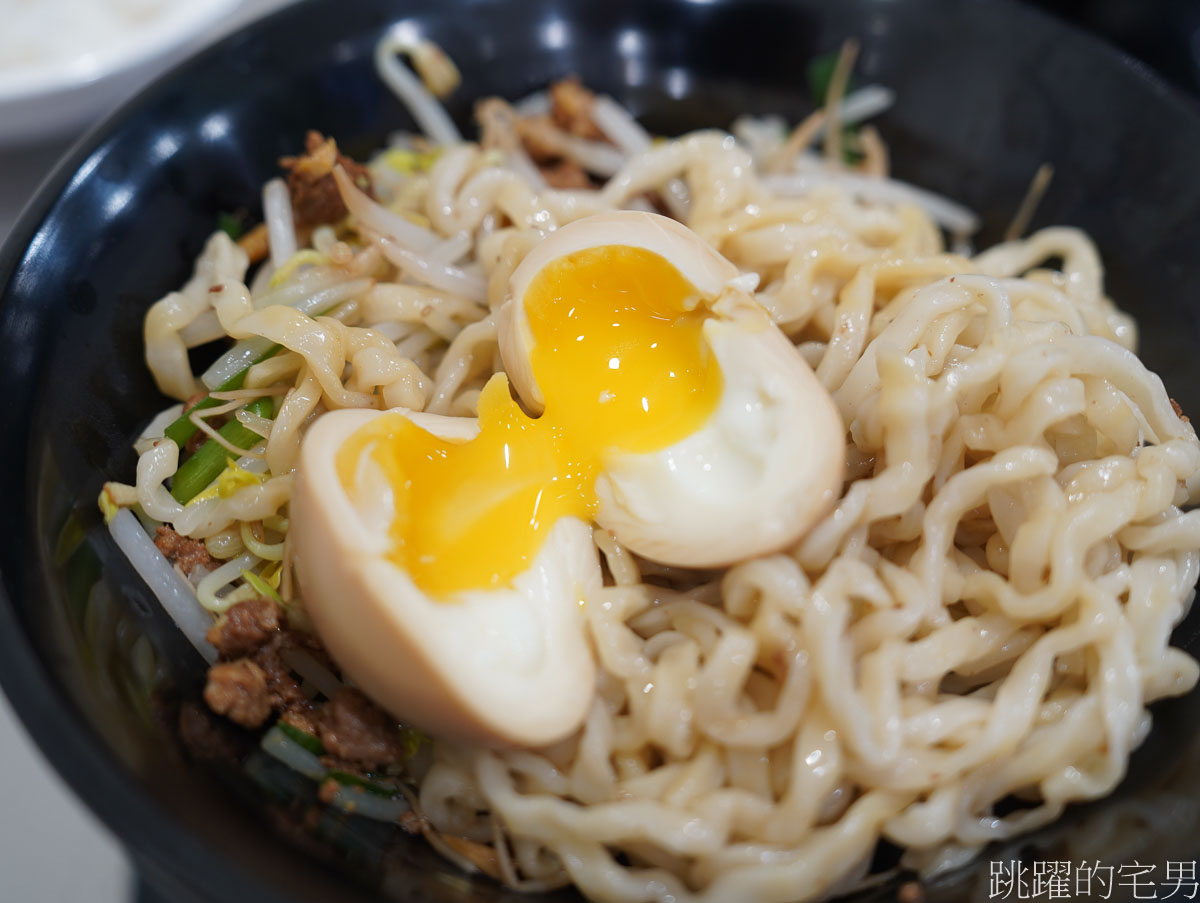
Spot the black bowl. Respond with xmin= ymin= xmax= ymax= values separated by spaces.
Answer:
xmin=4 ymin=0 xmax=1200 ymax=900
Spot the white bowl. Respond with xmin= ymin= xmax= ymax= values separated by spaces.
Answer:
xmin=0 ymin=0 xmax=246 ymax=145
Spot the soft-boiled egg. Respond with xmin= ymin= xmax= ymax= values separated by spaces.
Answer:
xmin=292 ymin=210 xmax=845 ymax=747
xmin=500 ymin=211 xmax=846 ymax=566
xmin=293 ymin=408 xmax=602 ymax=747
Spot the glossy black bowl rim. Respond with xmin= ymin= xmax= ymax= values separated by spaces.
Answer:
xmin=0 ymin=3 xmax=339 ymax=897
xmin=0 ymin=0 xmax=1198 ymax=900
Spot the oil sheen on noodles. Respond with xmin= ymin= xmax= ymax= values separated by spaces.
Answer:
xmin=123 ymin=95 xmax=1200 ymax=900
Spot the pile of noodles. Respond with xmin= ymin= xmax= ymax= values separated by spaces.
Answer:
xmin=103 ymin=40 xmax=1200 ymax=903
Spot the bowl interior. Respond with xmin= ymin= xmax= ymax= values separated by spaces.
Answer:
xmin=3 ymin=0 xmax=1200 ymax=900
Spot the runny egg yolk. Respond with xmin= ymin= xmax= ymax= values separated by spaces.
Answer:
xmin=335 ymin=245 xmax=723 ymax=595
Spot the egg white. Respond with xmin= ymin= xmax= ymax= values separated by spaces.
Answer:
xmin=499 ymin=210 xmax=846 ymax=567
xmin=593 ymin=305 xmax=845 ymax=566
xmin=292 ymin=407 xmax=601 ymax=747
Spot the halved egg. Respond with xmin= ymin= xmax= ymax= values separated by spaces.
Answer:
xmin=292 ymin=408 xmax=602 ymax=747
xmin=499 ymin=211 xmax=846 ymax=567
xmin=292 ymin=210 xmax=845 ymax=747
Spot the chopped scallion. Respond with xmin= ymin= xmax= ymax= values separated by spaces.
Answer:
xmin=277 ymin=721 xmax=325 ymax=756
xmin=217 ymin=211 xmax=247 ymax=241
xmin=170 ymin=396 xmax=275 ymax=504
xmin=806 ymin=50 xmax=863 ymax=165
xmin=163 ymin=347 xmax=281 ymax=449
xmin=328 ymin=769 xmax=399 ymax=798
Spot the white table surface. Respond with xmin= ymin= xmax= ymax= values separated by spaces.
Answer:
xmin=0 ymin=2 xmax=295 ymax=899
